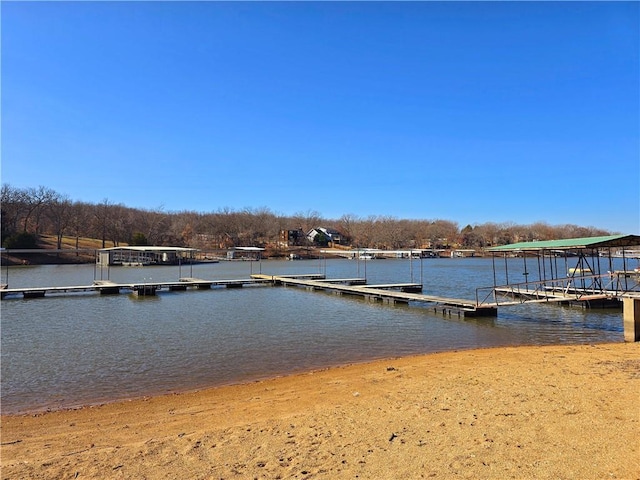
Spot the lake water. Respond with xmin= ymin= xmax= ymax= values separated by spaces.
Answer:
xmin=0 ymin=257 xmax=625 ymax=414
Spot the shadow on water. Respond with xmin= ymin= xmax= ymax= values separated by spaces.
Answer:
xmin=127 ymin=293 xmax=162 ymax=301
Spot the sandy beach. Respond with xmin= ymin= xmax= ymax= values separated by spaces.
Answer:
xmin=1 ymin=342 xmax=639 ymax=479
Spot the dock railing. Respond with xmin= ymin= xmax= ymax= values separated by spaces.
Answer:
xmin=477 ymin=271 xmax=640 ymax=307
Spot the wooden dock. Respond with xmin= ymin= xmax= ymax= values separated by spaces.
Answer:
xmin=4 ymin=271 xmax=639 ymax=342
xmin=0 ymin=277 xmax=269 ymax=299
xmin=251 ymin=274 xmax=498 ymax=317
xmin=11 ymin=271 xmax=626 ymax=316
xmin=1 ymin=272 xmax=497 ymax=316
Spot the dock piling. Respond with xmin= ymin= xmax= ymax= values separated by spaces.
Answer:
xmin=623 ymin=297 xmax=640 ymax=342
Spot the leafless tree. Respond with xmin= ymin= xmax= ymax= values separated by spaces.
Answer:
xmin=1 ymin=184 xmax=26 ymax=238
xmin=21 ymin=186 xmax=57 ymax=234
xmin=47 ymin=193 xmax=72 ymax=249
xmin=68 ymin=202 xmax=92 ymax=251
xmin=92 ymin=199 xmax=114 ymax=248
xmin=2 ymin=182 xmax=618 ymax=254
xmin=107 ymin=204 xmax=133 ymax=247
xmin=292 ymin=209 xmax=322 ymax=236
xmin=423 ymin=220 xmax=459 ymax=248
xmin=336 ymin=214 xmax=359 ymax=244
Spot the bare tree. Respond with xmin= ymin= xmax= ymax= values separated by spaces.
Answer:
xmin=3 ymin=183 xmax=620 ymax=255
xmin=68 ymin=202 xmax=92 ymax=251
xmin=21 ymin=186 xmax=57 ymax=234
xmin=108 ymin=204 xmax=133 ymax=247
xmin=148 ymin=211 xmax=175 ymax=245
xmin=1 ymin=184 xmax=26 ymax=238
xmin=425 ymin=220 xmax=459 ymax=249
xmin=47 ymin=194 xmax=72 ymax=249
xmin=244 ymin=207 xmax=278 ymax=246
xmin=349 ymin=215 xmax=376 ymax=248
xmin=337 ymin=214 xmax=359 ymax=245
xmin=292 ymin=209 xmax=322 ymax=236
xmin=92 ymin=199 xmax=114 ymax=248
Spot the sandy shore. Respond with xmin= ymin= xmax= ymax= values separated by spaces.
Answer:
xmin=1 ymin=342 xmax=639 ymax=479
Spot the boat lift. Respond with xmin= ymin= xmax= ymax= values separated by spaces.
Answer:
xmin=476 ymin=234 xmax=640 ymax=307
xmin=474 ymin=235 xmax=640 ymax=341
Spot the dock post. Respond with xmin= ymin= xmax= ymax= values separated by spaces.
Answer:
xmin=623 ymin=298 xmax=640 ymax=342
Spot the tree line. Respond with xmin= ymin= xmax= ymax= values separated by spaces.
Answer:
xmin=1 ymin=184 xmax=613 ymax=252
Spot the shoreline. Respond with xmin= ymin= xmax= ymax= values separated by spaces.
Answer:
xmin=2 ymin=344 xmax=522 ymax=417
xmin=5 ymin=345 xmax=515 ymax=417
xmin=0 ymin=340 xmax=607 ymax=417
xmin=2 ymin=342 xmax=639 ymax=479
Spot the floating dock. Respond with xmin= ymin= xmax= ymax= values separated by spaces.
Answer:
xmin=7 ymin=270 xmax=637 ymax=322
xmin=0 ymin=277 xmax=269 ymax=299
xmin=251 ymin=274 xmax=498 ymax=317
xmin=5 ymin=271 xmax=640 ymax=338
xmin=1 ymin=273 xmax=497 ymax=316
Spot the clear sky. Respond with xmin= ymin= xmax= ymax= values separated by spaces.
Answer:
xmin=2 ymin=1 xmax=638 ymax=234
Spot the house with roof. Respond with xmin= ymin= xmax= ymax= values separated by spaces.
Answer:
xmin=306 ymin=227 xmax=344 ymax=246
xmin=278 ymin=229 xmax=306 ymax=248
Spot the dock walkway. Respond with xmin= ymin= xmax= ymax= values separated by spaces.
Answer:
xmin=2 ymin=272 xmax=497 ymax=316
xmin=493 ymin=286 xmax=623 ymax=307
xmin=251 ymin=274 xmax=497 ymax=317
xmin=1 ymin=277 xmax=269 ymax=299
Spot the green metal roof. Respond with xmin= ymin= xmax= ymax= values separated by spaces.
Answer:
xmin=487 ymin=234 xmax=640 ymax=252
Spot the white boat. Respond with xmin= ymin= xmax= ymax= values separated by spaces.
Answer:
xmin=568 ymin=267 xmax=592 ymax=276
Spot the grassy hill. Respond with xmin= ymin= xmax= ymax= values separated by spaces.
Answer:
xmin=2 ymin=235 xmax=126 ymax=266
xmin=38 ymin=235 xmax=125 ymax=251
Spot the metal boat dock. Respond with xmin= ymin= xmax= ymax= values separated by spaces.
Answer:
xmin=0 ymin=277 xmax=269 ymax=299
xmin=3 ymin=234 xmax=640 ymax=338
xmin=1 ymin=272 xmax=497 ymax=316
xmin=251 ymin=274 xmax=498 ymax=317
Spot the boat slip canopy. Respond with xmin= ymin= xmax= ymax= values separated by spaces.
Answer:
xmin=487 ymin=234 xmax=640 ymax=252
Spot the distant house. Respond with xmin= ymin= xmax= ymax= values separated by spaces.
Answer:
xmin=307 ymin=227 xmax=343 ymax=246
xmin=278 ymin=229 xmax=306 ymax=248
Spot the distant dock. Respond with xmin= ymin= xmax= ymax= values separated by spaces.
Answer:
xmin=0 ymin=277 xmax=269 ymax=299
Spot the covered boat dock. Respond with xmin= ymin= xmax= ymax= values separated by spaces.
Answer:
xmin=96 ymin=246 xmax=199 ymax=266
xmin=483 ymin=234 xmax=640 ymax=341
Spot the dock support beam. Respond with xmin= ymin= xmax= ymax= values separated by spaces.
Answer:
xmin=24 ymin=290 xmax=46 ymax=299
xmin=98 ymin=287 xmax=120 ymax=295
xmin=135 ymin=285 xmax=157 ymax=296
xmin=623 ymin=298 xmax=640 ymax=342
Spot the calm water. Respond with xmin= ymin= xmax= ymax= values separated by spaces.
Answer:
xmin=1 ymin=257 xmax=624 ymax=414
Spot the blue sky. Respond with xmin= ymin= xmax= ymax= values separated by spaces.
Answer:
xmin=2 ymin=1 xmax=638 ymax=233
